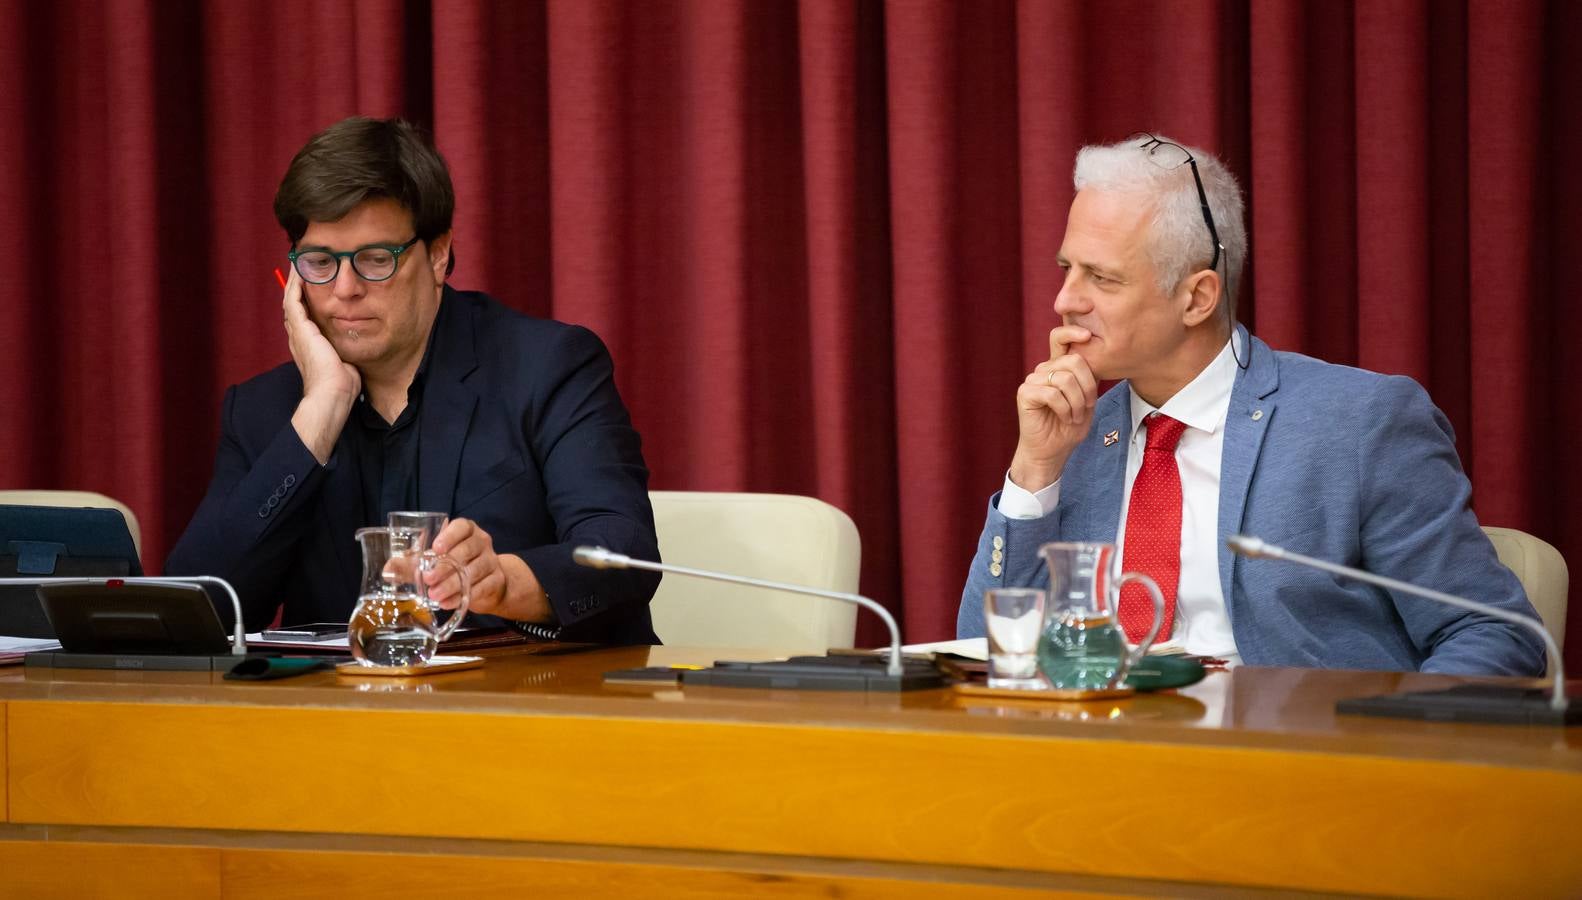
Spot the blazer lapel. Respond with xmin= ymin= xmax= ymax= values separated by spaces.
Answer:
xmin=321 ymin=428 xmax=364 ymax=595
xmin=1082 ymin=386 xmax=1133 ymax=541
xmin=418 ymin=288 xmax=480 ymax=514
xmin=1217 ymin=326 xmax=1280 ymax=612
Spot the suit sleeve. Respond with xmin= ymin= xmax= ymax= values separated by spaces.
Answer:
xmin=514 ymin=325 xmax=660 ymax=634
xmin=164 ymin=385 xmax=330 ymax=631
xmin=1358 ymin=377 xmax=1546 ymax=676
xmin=957 ymin=493 xmax=1064 ymax=638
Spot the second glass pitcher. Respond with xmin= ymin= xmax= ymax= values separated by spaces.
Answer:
xmin=1037 ymin=542 xmax=1165 ymax=692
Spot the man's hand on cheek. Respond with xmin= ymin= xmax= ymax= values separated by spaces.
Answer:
xmin=283 ymin=270 xmax=360 ymax=404
xmin=284 ymin=269 xmax=360 ymax=464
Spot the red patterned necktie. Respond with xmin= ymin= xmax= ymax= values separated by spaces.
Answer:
xmin=1118 ymin=413 xmax=1187 ymax=643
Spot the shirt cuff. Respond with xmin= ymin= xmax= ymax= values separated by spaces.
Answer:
xmin=998 ymin=471 xmax=1060 ymax=519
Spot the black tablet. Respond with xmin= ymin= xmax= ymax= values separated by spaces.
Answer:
xmin=36 ymin=581 xmax=230 ymax=656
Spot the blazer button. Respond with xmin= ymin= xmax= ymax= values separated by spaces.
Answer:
xmin=284 ymin=474 xmax=297 ymax=487
xmin=992 ymin=535 xmax=1004 ymax=550
xmin=989 ymin=562 xmax=1002 ymax=577
xmin=266 ymin=495 xmax=280 ymax=509
xmin=257 ymin=505 xmax=269 ymax=518
xmin=991 ymin=549 xmax=1004 ymax=563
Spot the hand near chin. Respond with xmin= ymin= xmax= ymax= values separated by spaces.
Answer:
xmin=1009 ymin=325 xmax=1099 ymax=491
xmin=283 ymin=269 xmax=358 ymax=463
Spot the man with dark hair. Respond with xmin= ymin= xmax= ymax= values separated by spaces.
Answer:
xmin=168 ymin=117 xmax=660 ymax=644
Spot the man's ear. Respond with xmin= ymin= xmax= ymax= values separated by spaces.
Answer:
xmin=1179 ymin=267 xmax=1223 ymax=328
xmin=427 ymin=231 xmax=453 ymax=285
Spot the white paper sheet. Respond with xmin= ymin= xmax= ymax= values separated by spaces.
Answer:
xmin=0 ymin=636 xmax=63 ymax=653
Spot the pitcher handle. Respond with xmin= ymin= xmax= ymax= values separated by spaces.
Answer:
xmin=1115 ymin=571 xmax=1165 ymax=663
xmin=419 ymin=550 xmax=471 ymax=641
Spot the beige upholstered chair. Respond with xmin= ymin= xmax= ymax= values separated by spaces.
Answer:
xmin=647 ymin=491 xmax=861 ymax=651
xmin=1483 ymin=526 xmax=1568 ymax=653
xmin=0 ymin=489 xmax=142 ymax=557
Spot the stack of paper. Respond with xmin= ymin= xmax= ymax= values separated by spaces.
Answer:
xmin=0 ymin=635 xmax=63 ymax=665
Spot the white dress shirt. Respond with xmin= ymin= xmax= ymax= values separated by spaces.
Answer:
xmin=999 ymin=334 xmax=1242 ymax=662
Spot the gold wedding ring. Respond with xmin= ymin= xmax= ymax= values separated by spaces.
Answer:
xmin=1046 ymin=369 xmax=1057 ymax=387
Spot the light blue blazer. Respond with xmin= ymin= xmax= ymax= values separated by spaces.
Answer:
xmin=958 ymin=328 xmax=1544 ymax=677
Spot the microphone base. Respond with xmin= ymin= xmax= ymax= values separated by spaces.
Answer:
xmin=682 ymin=654 xmax=948 ymax=692
xmin=1337 ymin=683 xmax=1580 ymax=726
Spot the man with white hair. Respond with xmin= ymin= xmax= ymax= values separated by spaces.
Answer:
xmin=957 ymin=133 xmax=1542 ymax=676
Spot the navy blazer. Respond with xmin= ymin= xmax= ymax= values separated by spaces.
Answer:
xmin=167 ymin=287 xmax=660 ymax=644
xmin=958 ymin=328 xmax=1544 ymax=676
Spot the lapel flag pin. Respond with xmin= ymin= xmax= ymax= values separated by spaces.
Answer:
xmin=1104 ymin=430 xmax=1120 ymax=446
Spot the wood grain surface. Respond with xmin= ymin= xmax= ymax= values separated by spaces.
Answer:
xmin=3 ymin=647 xmax=1579 ymax=897
xmin=0 ymin=841 xmax=220 ymax=898
xmin=219 ymin=847 xmax=1114 ymax=900
xmin=0 ymin=827 xmax=1226 ymax=899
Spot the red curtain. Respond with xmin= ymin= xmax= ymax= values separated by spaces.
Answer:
xmin=2 ymin=0 xmax=1576 ymax=664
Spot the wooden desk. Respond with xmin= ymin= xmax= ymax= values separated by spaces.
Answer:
xmin=1 ymin=647 xmax=1577 ymax=898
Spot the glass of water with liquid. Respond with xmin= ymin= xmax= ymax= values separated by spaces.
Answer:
xmin=983 ymin=587 xmax=1047 ymax=689
xmin=348 ymin=526 xmax=471 ymax=668
xmin=1036 ymin=542 xmax=1163 ymax=692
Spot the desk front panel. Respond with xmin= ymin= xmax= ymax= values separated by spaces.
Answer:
xmin=3 ymin=647 xmax=1579 ymax=897
xmin=0 ymin=829 xmax=1136 ymax=900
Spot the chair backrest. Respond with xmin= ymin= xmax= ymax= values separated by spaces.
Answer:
xmin=647 ymin=491 xmax=861 ymax=651
xmin=0 ymin=490 xmax=142 ymax=558
xmin=1483 ymin=526 xmax=1568 ymax=652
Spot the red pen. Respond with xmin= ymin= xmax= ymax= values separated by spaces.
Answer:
xmin=274 ymin=267 xmax=287 ymax=289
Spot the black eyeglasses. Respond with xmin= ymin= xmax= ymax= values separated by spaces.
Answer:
xmin=1129 ymin=133 xmax=1222 ymax=273
xmin=288 ymin=236 xmax=421 ymax=285
xmin=1129 ymin=132 xmax=1247 ymax=368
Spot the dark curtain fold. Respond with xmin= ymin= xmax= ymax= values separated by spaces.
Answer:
xmin=2 ymin=0 xmax=1575 ymax=664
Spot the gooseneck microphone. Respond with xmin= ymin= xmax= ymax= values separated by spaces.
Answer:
xmin=573 ymin=545 xmax=905 ymax=677
xmin=1227 ymin=534 xmax=1567 ymax=715
xmin=0 ymin=575 xmax=249 ymax=656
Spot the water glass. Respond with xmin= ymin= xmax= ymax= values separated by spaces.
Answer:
xmin=387 ymin=510 xmax=464 ymax=629
xmin=388 ymin=510 xmax=449 ymax=552
xmin=984 ymin=587 xmax=1046 ymax=689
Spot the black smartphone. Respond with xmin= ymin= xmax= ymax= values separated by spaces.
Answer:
xmin=259 ymin=622 xmax=348 ymax=641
